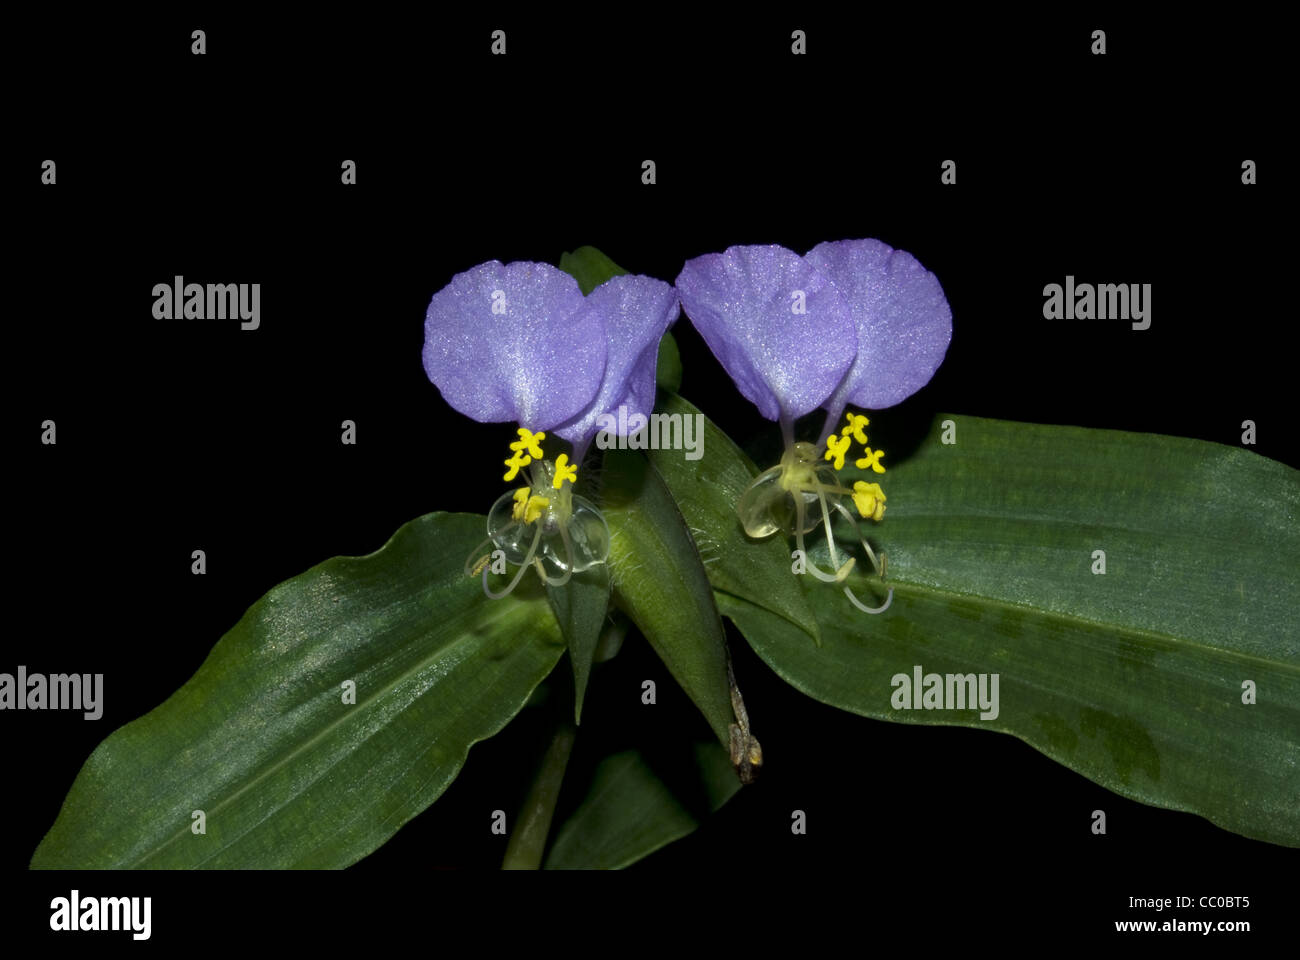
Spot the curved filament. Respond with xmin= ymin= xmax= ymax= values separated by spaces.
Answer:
xmin=815 ymin=482 xmax=855 ymax=582
xmin=830 ymin=500 xmax=885 ymax=576
xmin=844 ymin=584 xmax=893 ymax=614
xmin=828 ymin=498 xmax=893 ymax=614
xmin=539 ymin=521 xmax=575 ymax=587
xmin=795 ymin=492 xmax=845 ymax=583
xmin=483 ymin=523 xmax=543 ymax=599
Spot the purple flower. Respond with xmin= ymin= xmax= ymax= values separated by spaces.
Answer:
xmin=804 ymin=238 xmax=952 ymax=438
xmin=423 ymin=259 xmax=678 ymax=599
xmin=422 ymin=260 xmax=604 ymax=432
xmin=676 ymin=240 xmax=951 ymax=438
xmin=675 ymin=245 xmax=856 ymax=438
xmin=675 ymin=239 xmax=952 ymax=618
xmin=552 ymin=274 xmax=680 ymax=461
xmin=424 ymin=260 xmax=677 ymax=461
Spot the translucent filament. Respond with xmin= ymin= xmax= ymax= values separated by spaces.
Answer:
xmin=468 ymin=457 xmax=611 ymax=599
xmin=738 ymin=440 xmax=893 ymax=615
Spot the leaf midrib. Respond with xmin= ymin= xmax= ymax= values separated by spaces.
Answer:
xmin=838 ymin=577 xmax=1300 ymax=675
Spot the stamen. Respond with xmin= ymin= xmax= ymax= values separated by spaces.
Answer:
xmin=512 ymin=488 xmax=550 ymax=524
xmin=503 ymin=449 xmax=532 ymax=481
xmin=851 ymin=481 xmax=886 ymax=522
xmin=552 ymin=453 xmax=578 ymax=489
xmin=510 ymin=428 xmax=546 ymax=459
xmin=823 ymin=433 xmax=851 ymax=470
xmin=855 ymin=447 xmax=886 ymax=474
xmin=843 ymin=413 xmax=870 ymax=445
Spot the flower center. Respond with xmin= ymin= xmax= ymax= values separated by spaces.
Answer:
xmin=737 ymin=411 xmax=893 ymax=617
xmin=467 ymin=427 xmax=611 ymax=600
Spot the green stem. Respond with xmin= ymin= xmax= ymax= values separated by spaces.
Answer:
xmin=501 ymin=718 xmax=577 ymax=870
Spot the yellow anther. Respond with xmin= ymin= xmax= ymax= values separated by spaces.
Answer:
xmin=512 ymin=487 xmax=550 ymax=524
xmin=852 ymin=481 xmax=887 ymax=522
xmin=824 ymin=433 xmax=851 ymax=470
xmin=510 ymin=427 xmax=546 ymax=460
xmin=855 ymin=446 xmax=886 ymax=474
xmin=503 ymin=449 xmax=532 ymax=481
xmin=552 ymin=453 xmax=578 ymax=489
xmin=843 ymin=413 xmax=870 ymax=445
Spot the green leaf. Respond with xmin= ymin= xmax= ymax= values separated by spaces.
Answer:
xmin=656 ymin=331 xmax=683 ymax=393
xmin=721 ymin=414 xmax=1300 ymax=847
xmin=544 ymin=740 xmax=740 ymax=869
xmin=557 ymin=244 xmax=681 ymax=391
xmin=32 ymin=513 xmax=565 ymax=869
xmin=546 ymin=566 xmax=611 ymax=724
xmin=558 ymin=245 xmax=628 ymax=295
xmin=649 ymin=392 xmax=819 ymax=644
xmin=600 ymin=448 xmax=735 ymax=748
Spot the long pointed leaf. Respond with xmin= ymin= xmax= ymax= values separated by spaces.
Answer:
xmin=32 ymin=512 xmax=565 ymax=869
xmin=601 ymin=448 xmax=734 ymax=749
xmin=547 ymin=566 xmax=611 ymax=723
xmin=717 ymin=414 xmax=1300 ymax=847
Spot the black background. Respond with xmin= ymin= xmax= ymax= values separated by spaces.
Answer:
xmin=8 ymin=8 xmax=1293 ymax=947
